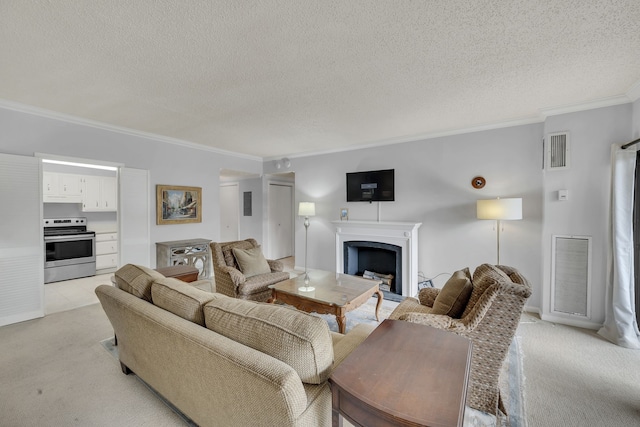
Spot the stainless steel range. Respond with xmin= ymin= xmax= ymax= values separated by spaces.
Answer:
xmin=44 ymin=217 xmax=96 ymax=283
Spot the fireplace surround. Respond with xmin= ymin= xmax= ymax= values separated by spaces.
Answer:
xmin=333 ymin=220 xmax=422 ymax=298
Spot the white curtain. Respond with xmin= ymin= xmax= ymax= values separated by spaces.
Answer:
xmin=598 ymin=145 xmax=640 ymax=349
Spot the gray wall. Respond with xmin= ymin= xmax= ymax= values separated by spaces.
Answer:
xmin=0 ymin=106 xmax=263 ymax=266
xmin=265 ymin=103 xmax=635 ymax=326
xmin=541 ymin=104 xmax=632 ymax=327
xmin=268 ymin=123 xmax=544 ymax=306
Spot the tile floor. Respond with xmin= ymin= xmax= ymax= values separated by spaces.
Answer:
xmin=45 ymin=273 xmax=113 ymax=315
xmin=44 ymin=256 xmax=297 ymax=315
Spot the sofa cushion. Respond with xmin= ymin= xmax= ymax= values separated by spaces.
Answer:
xmin=430 ymin=268 xmax=472 ymax=318
xmin=151 ymin=277 xmax=216 ymax=326
xmin=114 ymin=264 xmax=164 ymax=302
xmin=461 ymin=264 xmax=511 ymax=318
xmin=232 ymin=246 xmax=271 ymax=278
xmin=203 ymin=296 xmax=334 ymax=384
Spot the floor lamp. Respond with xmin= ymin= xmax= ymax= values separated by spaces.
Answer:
xmin=298 ymin=202 xmax=316 ymax=291
xmin=477 ymin=198 xmax=522 ymax=265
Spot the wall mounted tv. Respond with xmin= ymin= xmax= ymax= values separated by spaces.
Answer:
xmin=346 ymin=169 xmax=395 ymax=202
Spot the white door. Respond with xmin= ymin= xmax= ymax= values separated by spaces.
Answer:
xmin=0 ymin=153 xmax=44 ymax=326
xmin=268 ymin=183 xmax=293 ymax=259
xmin=220 ymin=184 xmax=239 ymax=241
xmin=119 ymin=168 xmax=150 ymax=267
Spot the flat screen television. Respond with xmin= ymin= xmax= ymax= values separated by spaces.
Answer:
xmin=346 ymin=169 xmax=395 ymax=202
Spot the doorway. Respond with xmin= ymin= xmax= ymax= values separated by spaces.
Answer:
xmin=268 ymin=181 xmax=294 ymax=260
xmin=220 ymin=183 xmax=239 ymax=241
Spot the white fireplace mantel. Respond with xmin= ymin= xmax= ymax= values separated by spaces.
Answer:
xmin=333 ymin=220 xmax=422 ymax=297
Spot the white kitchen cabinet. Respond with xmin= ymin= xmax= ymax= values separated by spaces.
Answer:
xmin=81 ymin=176 xmax=118 ymax=212
xmin=43 ymin=172 xmax=83 ymax=203
xmin=95 ymin=232 xmax=118 ymax=272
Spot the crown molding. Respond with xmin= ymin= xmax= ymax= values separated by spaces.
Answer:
xmin=0 ymin=99 xmax=262 ymax=162
xmin=627 ymin=79 xmax=640 ymax=102
xmin=538 ymin=94 xmax=632 ymax=118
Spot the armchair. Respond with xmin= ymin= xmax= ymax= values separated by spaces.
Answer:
xmin=210 ymin=239 xmax=290 ymax=302
xmin=389 ymin=264 xmax=531 ymax=416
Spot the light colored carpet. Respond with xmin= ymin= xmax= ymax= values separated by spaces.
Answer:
xmin=0 ymin=303 xmax=186 ymax=427
xmin=517 ymin=313 xmax=640 ymax=427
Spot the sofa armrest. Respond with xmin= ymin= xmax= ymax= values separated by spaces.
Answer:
xmin=222 ymin=266 xmax=246 ymax=286
xmin=417 ymin=287 xmax=439 ymax=307
xmin=397 ymin=312 xmax=453 ymax=329
xmin=267 ymin=259 xmax=284 ymax=272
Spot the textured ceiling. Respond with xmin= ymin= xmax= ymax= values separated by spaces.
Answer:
xmin=1 ymin=1 xmax=640 ymax=159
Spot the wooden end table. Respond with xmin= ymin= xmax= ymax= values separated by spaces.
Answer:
xmin=268 ymin=270 xmax=383 ymax=334
xmin=329 ymin=319 xmax=472 ymax=427
xmin=155 ymin=265 xmax=200 ymax=283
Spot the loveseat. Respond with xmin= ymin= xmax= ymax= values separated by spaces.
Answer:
xmin=389 ymin=263 xmax=531 ymax=416
xmin=96 ymin=264 xmax=375 ymax=427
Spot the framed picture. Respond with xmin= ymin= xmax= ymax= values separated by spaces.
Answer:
xmin=156 ymin=185 xmax=202 ymax=225
xmin=340 ymin=208 xmax=349 ymax=221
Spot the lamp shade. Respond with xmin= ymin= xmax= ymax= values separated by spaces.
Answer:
xmin=298 ymin=202 xmax=316 ymax=217
xmin=477 ymin=198 xmax=522 ymax=220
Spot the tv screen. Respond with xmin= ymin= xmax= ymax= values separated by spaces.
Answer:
xmin=346 ymin=169 xmax=395 ymax=202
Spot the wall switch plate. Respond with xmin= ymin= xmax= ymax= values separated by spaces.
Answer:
xmin=558 ymin=189 xmax=568 ymax=201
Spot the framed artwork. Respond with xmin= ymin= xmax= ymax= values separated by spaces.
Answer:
xmin=156 ymin=185 xmax=202 ymax=225
xmin=340 ymin=208 xmax=349 ymax=221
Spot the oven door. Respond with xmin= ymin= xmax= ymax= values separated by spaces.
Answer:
xmin=44 ymin=234 xmax=96 ymax=268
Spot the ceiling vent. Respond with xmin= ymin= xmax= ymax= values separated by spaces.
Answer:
xmin=545 ymin=132 xmax=570 ymax=170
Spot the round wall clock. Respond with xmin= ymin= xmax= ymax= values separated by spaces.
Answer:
xmin=472 ymin=176 xmax=486 ymax=189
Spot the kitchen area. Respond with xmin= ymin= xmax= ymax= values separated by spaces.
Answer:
xmin=42 ymin=159 xmax=119 ymax=314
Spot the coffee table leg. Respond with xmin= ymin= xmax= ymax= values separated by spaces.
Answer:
xmin=374 ymin=290 xmax=383 ymax=321
xmin=336 ymin=307 xmax=347 ymax=334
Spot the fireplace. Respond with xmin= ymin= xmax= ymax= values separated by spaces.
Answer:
xmin=344 ymin=241 xmax=402 ymax=300
xmin=333 ymin=220 xmax=422 ymax=298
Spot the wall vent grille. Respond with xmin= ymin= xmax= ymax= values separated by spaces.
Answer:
xmin=551 ymin=235 xmax=591 ymax=318
xmin=546 ymin=132 xmax=570 ymax=170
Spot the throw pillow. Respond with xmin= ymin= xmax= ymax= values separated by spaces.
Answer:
xmin=430 ymin=268 xmax=472 ymax=318
xmin=232 ymin=246 xmax=271 ymax=277
xmin=203 ymin=296 xmax=334 ymax=384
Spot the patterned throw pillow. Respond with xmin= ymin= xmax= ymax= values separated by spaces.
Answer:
xmin=430 ymin=268 xmax=472 ymax=318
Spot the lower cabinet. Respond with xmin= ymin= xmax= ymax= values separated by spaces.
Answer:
xmin=96 ymin=232 xmax=118 ymax=273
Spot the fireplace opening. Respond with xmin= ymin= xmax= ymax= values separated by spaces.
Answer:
xmin=344 ymin=241 xmax=402 ymax=302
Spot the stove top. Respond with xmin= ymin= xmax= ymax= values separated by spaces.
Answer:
xmin=43 ymin=217 xmax=94 ymax=236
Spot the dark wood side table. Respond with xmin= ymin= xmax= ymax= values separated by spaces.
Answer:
xmin=155 ymin=265 xmax=199 ymax=283
xmin=329 ymin=319 xmax=472 ymax=427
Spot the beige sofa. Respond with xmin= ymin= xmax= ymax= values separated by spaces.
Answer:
xmin=96 ymin=264 xmax=375 ymax=427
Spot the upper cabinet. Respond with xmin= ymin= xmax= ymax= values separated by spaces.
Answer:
xmin=43 ymin=172 xmax=83 ymax=203
xmin=81 ymin=176 xmax=117 ymax=212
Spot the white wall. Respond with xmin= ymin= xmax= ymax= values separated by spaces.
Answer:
xmin=0 ymin=106 xmax=263 ymax=267
xmin=267 ymin=123 xmax=544 ymax=306
xmin=541 ymin=104 xmax=633 ymax=327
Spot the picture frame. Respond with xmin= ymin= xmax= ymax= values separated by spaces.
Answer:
xmin=156 ymin=185 xmax=202 ymax=225
xmin=340 ymin=208 xmax=349 ymax=221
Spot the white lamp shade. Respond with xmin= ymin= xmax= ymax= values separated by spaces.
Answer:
xmin=298 ymin=202 xmax=316 ymax=217
xmin=477 ymin=198 xmax=522 ymax=220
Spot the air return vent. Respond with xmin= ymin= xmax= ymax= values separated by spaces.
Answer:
xmin=545 ymin=132 xmax=570 ymax=170
xmin=551 ymin=235 xmax=591 ymax=319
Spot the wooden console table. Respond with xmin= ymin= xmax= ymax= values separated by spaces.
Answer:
xmin=155 ymin=265 xmax=199 ymax=283
xmin=329 ymin=319 xmax=472 ymax=427
xmin=155 ymin=238 xmax=212 ymax=279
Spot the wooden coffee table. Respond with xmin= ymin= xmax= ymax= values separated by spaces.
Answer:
xmin=268 ymin=270 xmax=383 ymax=334
xmin=329 ymin=319 xmax=472 ymax=427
